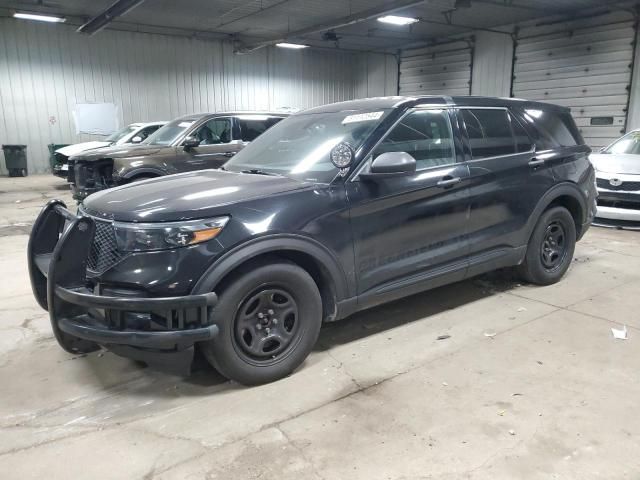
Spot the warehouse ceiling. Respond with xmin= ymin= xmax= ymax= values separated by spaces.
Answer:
xmin=0 ymin=0 xmax=636 ymax=52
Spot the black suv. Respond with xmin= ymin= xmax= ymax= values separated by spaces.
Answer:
xmin=28 ymin=96 xmax=597 ymax=385
xmin=67 ymin=112 xmax=286 ymax=200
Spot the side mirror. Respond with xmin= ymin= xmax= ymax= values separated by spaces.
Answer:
xmin=183 ymin=136 xmax=201 ymax=149
xmin=130 ymin=136 xmax=143 ymax=144
xmin=360 ymin=152 xmax=416 ymax=180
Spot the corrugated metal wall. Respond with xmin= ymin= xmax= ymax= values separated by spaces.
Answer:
xmin=399 ymin=40 xmax=473 ymax=96
xmin=0 ymin=19 xmax=395 ymax=173
xmin=471 ymin=31 xmax=513 ymax=98
xmin=623 ymin=24 xmax=640 ymax=132
xmin=354 ymin=52 xmax=399 ymax=98
xmin=513 ymin=11 xmax=636 ymax=149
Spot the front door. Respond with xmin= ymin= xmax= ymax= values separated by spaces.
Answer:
xmin=183 ymin=117 xmax=241 ymax=171
xmin=346 ymin=108 xmax=471 ymax=306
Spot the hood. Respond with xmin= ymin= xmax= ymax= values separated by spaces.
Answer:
xmin=82 ymin=169 xmax=312 ymax=222
xmin=590 ymin=153 xmax=640 ymax=175
xmin=56 ymin=141 xmax=111 ymax=157
xmin=70 ymin=144 xmax=165 ymax=162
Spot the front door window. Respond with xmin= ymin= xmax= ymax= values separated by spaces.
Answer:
xmin=373 ymin=109 xmax=456 ymax=170
xmin=194 ymin=118 xmax=232 ymax=145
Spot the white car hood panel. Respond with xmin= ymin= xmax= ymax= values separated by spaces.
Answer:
xmin=55 ymin=141 xmax=111 ymax=157
xmin=590 ymin=153 xmax=640 ymax=175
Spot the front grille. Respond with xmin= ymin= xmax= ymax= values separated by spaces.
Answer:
xmin=598 ymin=199 xmax=640 ymax=210
xmin=597 ymin=178 xmax=640 ymax=191
xmin=87 ymin=220 xmax=123 ymax=274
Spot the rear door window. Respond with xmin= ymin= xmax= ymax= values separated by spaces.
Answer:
xmin=237 ymin=116 xmax=284 ymax=142
xmin=511 ymin=114 xmax=533 ymax=153
xmin=462 ymin=108 xmax=516 ymax=159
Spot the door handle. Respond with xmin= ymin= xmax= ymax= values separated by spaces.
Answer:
xmin=528 ymin=157 xmax=545 ymax=167
xmin=436 ymin=176 xmax=462 ymax=188
xmin=223 ymin=152 xmax=237 ymax=157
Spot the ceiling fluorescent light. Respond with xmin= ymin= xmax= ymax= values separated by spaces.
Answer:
xmin=13 ymin=12 xmax=66 ymax=23
xmin=276 ymin=42 xmax=308 ymax=49
xmin=377 ymin=15 xmax=419 ymax=26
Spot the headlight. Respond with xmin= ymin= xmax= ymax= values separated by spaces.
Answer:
xmin=113 ymin=216 xmax=229 ymax=252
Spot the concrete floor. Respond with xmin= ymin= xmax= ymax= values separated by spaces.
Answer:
xmin=1 ymin=174 xmax=640 ymax=479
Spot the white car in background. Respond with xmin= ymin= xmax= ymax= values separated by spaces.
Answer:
xmin=590 ymin=130 xmax=640 ymax=228
xmin=52 ymin=121 xmax=166 ymax=178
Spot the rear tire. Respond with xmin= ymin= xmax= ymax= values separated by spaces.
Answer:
xmin=201 ymin=261 xmax=322 ymax=385
xmin=518 ymin=206 xmax=576 ymax=285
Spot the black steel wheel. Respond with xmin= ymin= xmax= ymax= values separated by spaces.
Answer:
xmin=518 ymin=206 xmax=576 ymax=285
xmin=540 ymin=221 xmax=567 ymax=271
xmin=200 ymin=260 xmax=322 ymax=385
xmin=233 ymin=288 xmax=301 ymax=364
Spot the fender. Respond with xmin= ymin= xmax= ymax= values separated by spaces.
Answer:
xmin=120 ymin=166 xmax=167 ymax=181
xmin=191 ymin=234 xmax=352 ymax=301
xmin=524 ymin=182 xmax=588 ymax=240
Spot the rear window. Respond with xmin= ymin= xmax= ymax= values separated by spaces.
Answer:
xmin=522 ymin=109 xmax=582 ymax=149
xmin=236 ymin=116 xmax=284 ymax=142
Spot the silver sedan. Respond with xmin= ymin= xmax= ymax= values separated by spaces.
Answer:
xmin=590 ymin=130 xmax=640 ymax=228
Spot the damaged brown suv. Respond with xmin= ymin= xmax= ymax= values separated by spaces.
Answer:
xmin=67 ymin=112 xmax=286 ymax=200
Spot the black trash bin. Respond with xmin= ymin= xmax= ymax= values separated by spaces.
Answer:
xmin=48 ymin=143 xmax=70 ymax=172
xmin=2 ymin=145 xmax=28 ymax=177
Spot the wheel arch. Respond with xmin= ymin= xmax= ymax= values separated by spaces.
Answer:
xmin=192 ymin=235 xmax=352 ymax=322
xmin=120 ymin=166 xmax=166 ymax=181
xmin=527 ymin=182 xmax=587 ymax=240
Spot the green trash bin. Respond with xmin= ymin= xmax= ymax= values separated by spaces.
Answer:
xmin=2 ymin=145 xmax=28 ymax=177
xmin=48 ymin=143 xmax=70 ymax=172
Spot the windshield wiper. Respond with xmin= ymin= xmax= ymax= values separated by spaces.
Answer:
xmin=240 ymin=169 xmax=280 ymax=176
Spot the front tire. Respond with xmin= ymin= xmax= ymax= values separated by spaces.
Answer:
xmin=518 ymin=206 xmax=576 ymax=285
xmin=201 ymin=260 xmax=322 ymax=385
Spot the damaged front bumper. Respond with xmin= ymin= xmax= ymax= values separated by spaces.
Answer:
xmin=70 ymin=184 xmax=100 ymax=201
xmin=69 ymin=159 xmax=117 ymax=201
xmin=27 ymin=200 xmax=219 ymax=374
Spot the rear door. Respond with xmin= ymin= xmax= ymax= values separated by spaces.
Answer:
xmin=183 ymin=117 xmax=240 ymax=171
xmin=460 ymin=107 xmax=555 ymax=271
xmin=347 ymin=107 xmax=471 ymax=303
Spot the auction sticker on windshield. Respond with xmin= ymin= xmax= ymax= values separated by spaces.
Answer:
xmin=178 ymin=121 xmax=195 ymax=128
xmin=342 ymin=111 xmax=384 ymax=124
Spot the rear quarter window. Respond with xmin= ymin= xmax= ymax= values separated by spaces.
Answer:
xmin=522 ymin=109 xmax=583 ymax=149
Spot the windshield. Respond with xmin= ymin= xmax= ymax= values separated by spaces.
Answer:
xmin=603 ymin=131 xmax=640 ymax=155
xmin=224 ymin=109 xmax=391 ymax=183
xmin=106 ymin=125 xmax=136 ymax=143
xmin=146 ymin=118 xmax=197 ymax=146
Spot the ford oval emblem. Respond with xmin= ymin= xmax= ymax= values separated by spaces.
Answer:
xmin=609 ymin=178 xmax=623 ymax=187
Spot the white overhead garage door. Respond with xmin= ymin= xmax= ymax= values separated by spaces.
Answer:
xmin=513 ymin=13 xmax=636 ymax=150
xmin=399 ymin=40 xmax=473 ymax=97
